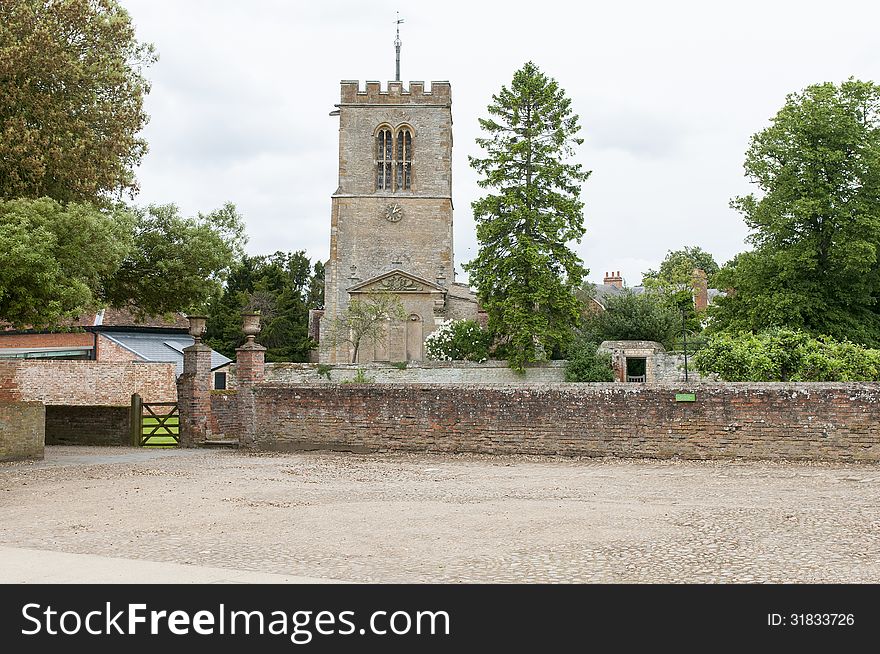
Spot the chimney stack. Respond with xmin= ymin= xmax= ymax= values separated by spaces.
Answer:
xmin=692 ymin=268 xmax=709 ymax=311
xmin=603 ymin=270 xmax=624 ymax=289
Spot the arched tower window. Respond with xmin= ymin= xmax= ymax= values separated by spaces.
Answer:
xmin=396 ymin=127 xmax=412 ymax=191
xmin=375 ymin=125 xmax=413 ymax=192
xmin=376 ymin=128 xmax=392 ymax=191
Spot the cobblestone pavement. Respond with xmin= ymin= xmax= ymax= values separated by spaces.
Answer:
xmin=2 ymin=446 xmax=879 ymax=583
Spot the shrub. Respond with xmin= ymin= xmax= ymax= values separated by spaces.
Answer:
xmin=579 ymin=290 xmax=682 ymax=349
xmin=424 ymin=319 xmax=492 ymax=362
xmin=692 ymin=328 xmax=880 ymax=381
xmin=564 ymin=340 xmax=615 ymax=382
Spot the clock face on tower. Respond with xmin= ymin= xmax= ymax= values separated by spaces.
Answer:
xmin=383 ymin=203 xmax=403 ymax=223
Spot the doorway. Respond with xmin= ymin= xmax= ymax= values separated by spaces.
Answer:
xmin=626 ymin=357 xmax=647 ymax=382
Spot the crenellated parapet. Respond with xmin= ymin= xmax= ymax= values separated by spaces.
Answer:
xmin=339 ymin=80 xmax=451 ymax=105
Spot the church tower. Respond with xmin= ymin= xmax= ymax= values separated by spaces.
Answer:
xmin=318 ymin=79 xmax=463 ymax=363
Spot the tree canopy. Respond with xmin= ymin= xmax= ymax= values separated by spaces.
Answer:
xmin=0 ymin=0 xmax=155 ymax=204
xmin=578 ymin=290 xmax=681 ymax=348
xmin=0 ymin=197 xmax=132 ymax=327
xmin=0 ymin=198 xmax=246 ymax=328
xmin=104 ymin=202 xmax=247 ymax=317
xmin=465 ymin=62 xmax=590 ymax=370
xmin=642 ymin=246 xmax=719 ymax=289
xmin=204 ymin=252 xmax=325 ymax=362
xmin=710 ymin=79 xmax=880 ymax=346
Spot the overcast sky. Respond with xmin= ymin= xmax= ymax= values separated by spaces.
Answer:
xmin=122 ymin=0 xmax=879 ymax=286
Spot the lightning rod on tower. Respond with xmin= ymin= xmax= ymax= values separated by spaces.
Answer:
xmin=394 ymin=13 xmax=404 ymax=81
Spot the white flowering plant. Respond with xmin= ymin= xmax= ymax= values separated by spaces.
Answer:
xmin=424 ymin=319 xmax=492 ymax=362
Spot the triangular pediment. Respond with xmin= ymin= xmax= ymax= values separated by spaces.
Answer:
xmin=348 ymin=269 xmax=446 ymax=294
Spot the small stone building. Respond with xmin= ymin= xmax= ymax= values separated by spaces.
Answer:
xmin=599 ymin=340 xmax=701 ymax=383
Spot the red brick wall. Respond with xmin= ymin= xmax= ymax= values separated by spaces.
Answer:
xmin=242 ymin=383 xmax=880 ymax=462
xmin=0 ymin=401 xmax=44 ymax=462
xmin=0 ymin=360 xmax=177 ymax=406
xmin=0 ymin=332 xmax=93 ymax=349
xmin=211 ymin=391 xmax=241 ymax=439
xmin=96 ymin=334 xmax=142 ymax=362
xmin=45 ymin=406 xmax=131 ymax=446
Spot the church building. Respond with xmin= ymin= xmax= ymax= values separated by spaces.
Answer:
xmin=316 ymin=76 xmax=479 ymax=363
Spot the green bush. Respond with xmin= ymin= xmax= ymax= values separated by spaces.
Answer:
xmin=579 ymin=290 xmax=683 ymax=349
xmin=692 ymin=328 xmax=880 ymax=381
xmin=564 ymin=340 xmax=615 ymax=382
xmin=424 ymin=319 xmax=492 ymax=362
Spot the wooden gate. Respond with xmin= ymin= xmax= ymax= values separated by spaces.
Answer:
xmin=130 ymin=394 xmax=179 ymax=447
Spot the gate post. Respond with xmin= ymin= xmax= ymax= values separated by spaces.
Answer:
xmin=130 ymin=393 xmax=142 ymax=446
xmin=236 ymin=312 xmax=266 ymax=449
xmin=178 ymin=316 xmax=214 ymax=448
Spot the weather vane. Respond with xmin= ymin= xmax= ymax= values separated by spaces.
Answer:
xmin=394 ymin=12 xmax=404 ymax=82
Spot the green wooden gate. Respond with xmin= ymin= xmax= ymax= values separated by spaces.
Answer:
xmin=130 ymin=394 xmax=179 ymax=447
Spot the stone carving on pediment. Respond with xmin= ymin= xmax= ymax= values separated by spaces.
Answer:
xmin=378 ymin=274 xmax=423 ymax=292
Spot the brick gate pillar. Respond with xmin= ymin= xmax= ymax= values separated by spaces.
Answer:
xmin=236 ymin=312 xmax=265 ymax=449
xmin=178 ymin=315 xmax=214 ymax=448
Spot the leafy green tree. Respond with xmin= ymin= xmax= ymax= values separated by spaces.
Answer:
xmin=564 ymin=339 xmax=614 ymax=382
xmin=710 ymin=79 xmax=880 ymax=346
xmin=0 ymin=197 xmax=247 ymax=327
xmin=642 ymin=246 xmax=719 ymax=289
xmin=103 ymin=202 xmax=246 ymax=317
xmin=465 ymin=61 xmax=590 ymax=370
xmin=579 ymin=290 xmax=681 ymax=348
xmin=327 ymin=294 xmax=405 ymax=363
xmin=204 ymin=251 xmax=324 ymax=362
xmin=0 ymin=197 xmax=132 ymax=327
xmin=693 ymin=328 xmax=880 ymax=381
xmin=0 ymin=0 xmax=155 ymax=204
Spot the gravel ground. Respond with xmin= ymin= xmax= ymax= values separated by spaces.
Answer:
xmin=2 ymin=446 xmax=879 ymax=583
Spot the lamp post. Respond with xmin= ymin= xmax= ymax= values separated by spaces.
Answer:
xmin=682 ymin=308 xmax=689 ymax=383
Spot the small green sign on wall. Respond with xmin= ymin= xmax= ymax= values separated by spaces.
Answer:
xmin=675 ymin=393 xmax=696 ymax=402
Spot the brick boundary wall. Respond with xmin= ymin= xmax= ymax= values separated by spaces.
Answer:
xmin=0 ymin=401 xmax=45 ymax=462
xmin=45 ymin=406 xmax=131 ymax=446
xmin=242 ymin=383 xmax=880 ymax=462
xmin=0 ymin=360 xmax=177 ymax=406
xmin=211 ymin=391 xmax=241 ymax=439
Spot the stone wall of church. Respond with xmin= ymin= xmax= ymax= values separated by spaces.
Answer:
xmin=320 ymin=80 xmax=470 ymax=364
xmin=336 ymin=87 xmax=452 ymax=197
xmin=329 ymin=196 xmax=454 ymax=296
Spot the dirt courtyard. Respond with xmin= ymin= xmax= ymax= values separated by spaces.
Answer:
xmin=2 ymin=446 xmax=879 ymax=583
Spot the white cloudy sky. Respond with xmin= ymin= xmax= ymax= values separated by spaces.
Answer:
xmin=122 ymin=0 xmax=879 ymax=286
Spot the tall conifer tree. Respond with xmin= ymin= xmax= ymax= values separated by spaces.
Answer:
xmin=466 ymin=62 xmax=590 ymax=369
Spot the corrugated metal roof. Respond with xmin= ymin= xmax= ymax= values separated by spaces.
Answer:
xmin=100 ymin=332 xmax=231 ymax=376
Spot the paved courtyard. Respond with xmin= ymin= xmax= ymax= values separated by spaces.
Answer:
xmin=1 ymin=446 xmax=879 ymax=583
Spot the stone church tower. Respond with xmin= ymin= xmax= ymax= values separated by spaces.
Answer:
xmin=317 ymin=80 xmax=478 ymax=363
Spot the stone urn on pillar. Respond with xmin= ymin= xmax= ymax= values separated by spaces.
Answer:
xmin=241 ymin=312 xmax=261 ymax=344
xmin=237 ymin=312 xmax=266 ymax=387
xmin=186 ymin=315 xmax=208 ymax=343
xmin=236 ymin=312 xmax=266 ymax=449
